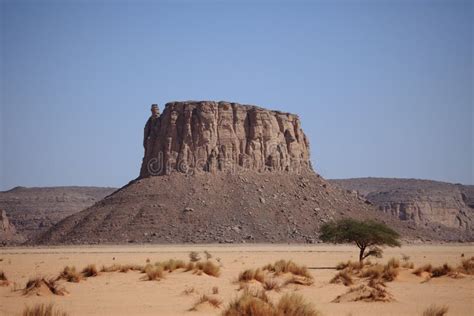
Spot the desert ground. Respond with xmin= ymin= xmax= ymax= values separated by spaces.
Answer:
xmin=1 ymin=244 xmax=473 ymax=316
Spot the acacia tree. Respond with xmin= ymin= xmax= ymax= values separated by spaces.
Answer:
xmin=320 ymin=219 xmax=401 ymax=262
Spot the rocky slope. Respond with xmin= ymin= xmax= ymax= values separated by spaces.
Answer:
xmin=36 ymin=102 xmax=471 ymax=244
xmin=330 ymin=178 xmax=473 ymax=233
xmin=0 ymin=186 xmax=116 ymax=241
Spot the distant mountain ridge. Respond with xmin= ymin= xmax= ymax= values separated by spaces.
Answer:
xmin=329 ymin=178 xmax=473 ymax=234
xmin=0 ymin=186 xmax=117 ymax=243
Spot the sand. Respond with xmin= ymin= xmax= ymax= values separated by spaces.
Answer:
xmin=1 ymin=244 xmax=473 ymax=316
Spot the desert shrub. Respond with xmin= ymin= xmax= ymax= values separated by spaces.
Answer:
xmin=212 ymin=286 xmax=219 ymax=294
xmin=141 ymin=264 xmax=154 ymax=274
xmin=431 ymin=264 xmax=454 ymax=278
xmin=160 ymin=259 xmax=186 ymax=272
xmin=401 ymin=254 xmax=411 ymax=262
xmin=382 ymin=264 xmax=399 ymax=282
xmin=189 ymin=294 xmax=222 ymax=311
xmin=81 ymin=264 xmax=98 ymax=277
xmin=22 ymin=303 xmax=68 ymax=316
xmin=386 ymin=258 xmax=400 ymax=269
xmin=333 ymin=284 xmax=393 ymax=303
xmin=262 ymin=260 xmax=312 ymax=279
xmin=222 ymin=290 xmax=274 ymax=316
xmin=185 ymin=262 xmax=195 ymax=272
xmin=330 ymin=271 xmax=354 ymax=286
xmin=458 ymin=256 xmax=474 ymax=275
xmin=402 ymin=261 xmax=415 ymax=269
xmin=336 ymin=260 xmax=363 ymax=272
xmin=262 ymin=278 xmax=281 ymax=292
xmin=204 ymin=251 xmax=213 ymax=260
xmin=413 ymin=264 xmax=433 ymax=276
xmin=422 ymin=304 xmax=449 ymax=316
xmin=277 ymin=293 xmax=321 ymax=316
xmin=189 ymin=251 xmax=201 ymax=262
xmin=195 ymin=261 xmax=220 ymax=277
xmin=23 ymin=277 xmax=66 ymax=296
xmin=143 ymin=266 xmax=164 ymax=281
xmin=0 ymin=270 xmax=9 ymax=286
xmin=238 ymin=269 xmax=265 ymax=283
xmin=222 ymin=290 xmax=320 ymax=316
xmin=58 ymin=266 xmax=82 ymax=283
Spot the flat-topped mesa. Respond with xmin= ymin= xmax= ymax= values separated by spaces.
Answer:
xmin=140 ymin=101 xmax=312 ymax=177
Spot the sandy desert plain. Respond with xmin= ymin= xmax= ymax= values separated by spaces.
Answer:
xmin=0 ymin=244 xmax=473 ymax=316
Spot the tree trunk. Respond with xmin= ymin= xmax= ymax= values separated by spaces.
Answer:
xmin=359 ymin=246 xmax=366 ymax=263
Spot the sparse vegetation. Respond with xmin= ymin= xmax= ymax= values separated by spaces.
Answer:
xmin=320 ymin=219 xmax=401 ymax=262
xmin=189 ymin=251 xmax=201 ymax=262
xmin=0 ymin=270 xmax=9 ymax=286
xmin=22 ymin=303 xmax=68 ymax=316
xmin=189 ymin=295 xmax=222 ymax=311
xmin=431 ymin=264 xmax=454 ymax=278
xmin=458 ymin=256 xmax=474 ymax=274
xmin=333 ymin=284 xmax=393 ymax=303
xmin=81 ymin=264 xmax=98 ymax=277
xmin=238 ymin=269 xmax=265 ymax=283
xmin=422 ymin=304 xmax=449 ymax=316
xmin=222 ymin=290 xmax=321 ymax=316
xmin=23 ymin=277 xmax=66 ymax=296
xmin=194 ymin=261 xmax=221 ymax=277
xmin=330 ymin=271 xmax=354 ymax=286
xmin=414 ymin=264 xmax=433 ymax=276
xmin=160 ymin=259 xmax=186 ymax=272
xmin=143 ymin=266 xmax=164 ymax=281
xmin=204 ymin=251 xmax=213 ymax=260
xmin=58 ymin=266 xmax=82 ymax=283
xmin=262 ymin=260 xmax=312 ymax=279
xmin=212 ymin=286 xmax=219 ymax=294
xmin=262 ymin=278 xmax=281 ymax=292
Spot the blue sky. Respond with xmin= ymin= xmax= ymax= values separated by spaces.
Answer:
xmin=1 ymin=0 xmax=472 ymax=190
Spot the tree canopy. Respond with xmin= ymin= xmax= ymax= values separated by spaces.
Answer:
xmin=319 ymin=219 xmax=401 ymax=262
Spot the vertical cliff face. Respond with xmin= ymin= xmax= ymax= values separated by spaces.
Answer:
xmin=140 ymin=101 xmax=312 ymax=177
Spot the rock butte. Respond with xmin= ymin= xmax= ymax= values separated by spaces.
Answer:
xmin=140 ymin=101 xmax=312 ymax=178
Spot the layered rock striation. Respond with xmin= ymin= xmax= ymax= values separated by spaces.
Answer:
xmin=140 ymin=101 xmax=312 ymax=177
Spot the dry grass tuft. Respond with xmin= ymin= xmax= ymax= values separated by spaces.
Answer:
xmin=22 ymin=303 xmax=68 ymax=316
xmin=212 ymin=286 xmax=219 ymax=294
xmin=222 ymin=290 xmax=321 ymax=316
xmin=183 ymin=287 xmax=196 ymax=295
xmin=81 ymin=264 xmax=98 ymax=277
xmin=283 ymin=275 xmax=314 ymax=286
xmin=277 ymin=293 xmax=322 ymax=316
xmin=458 ymin=256 xmax=474 ymax=275
xmin=431 ymin=264 xmax=454 ymax=278
xmin=422 ymin=304 xmax=449 ymax=316
xmin=413 ymin=264 xmax=433 ymax=276
xmin=238 ymin=269 xmax=265 ymax=283
xmin=262 ymin=278 xmax=281 ymax=292
xmin=336 ymin=260 xmax=364 ymax=272
xmin=189 ymin=295 xmax=222 ymax=311
xmin=23 ymin=277 xmax=66 ymax=296
xmin=189 ymin=251 xmax=201 ymax=262
xmin=160 ymin=259 xmax=186 ymax=272
xmin=204 ymin=251 xmax=213 ymax=260
xmin=402 ymin=262 xmax=415 ymax=269
xmin=58 ymin=266 xmax=82 ymax=283
xmin=330 ymin=271 xmax=354 ymax=286
xmin=143 ymin=266 xmax=164 ymax=281
xmin=263 ymin=260 xmax=312 ymax=279
xmin=194 ymin=261 xmax=220 ymax=277
xmin=0 ymin=270 xmax=10 ymax=286
xmin=386 ymin=258 xmax=400 ymax=269
xmin=185 ymin=262 xmax=195 ymax=272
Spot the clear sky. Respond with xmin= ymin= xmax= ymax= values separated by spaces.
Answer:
xmin=1 ymin=0 xmax=472 ymax=190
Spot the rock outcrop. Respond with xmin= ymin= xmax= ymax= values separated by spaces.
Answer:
xmin=330 ymin=178 xmax=474 ymax=233
xmin=140 ymin=101 xmax=312 ymax=177
xmin=0 ymin=209 xmax=25 ymax=245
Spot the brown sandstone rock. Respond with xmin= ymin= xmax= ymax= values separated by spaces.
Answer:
xmin=140 ymin=101 xmax=312 ymax=177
